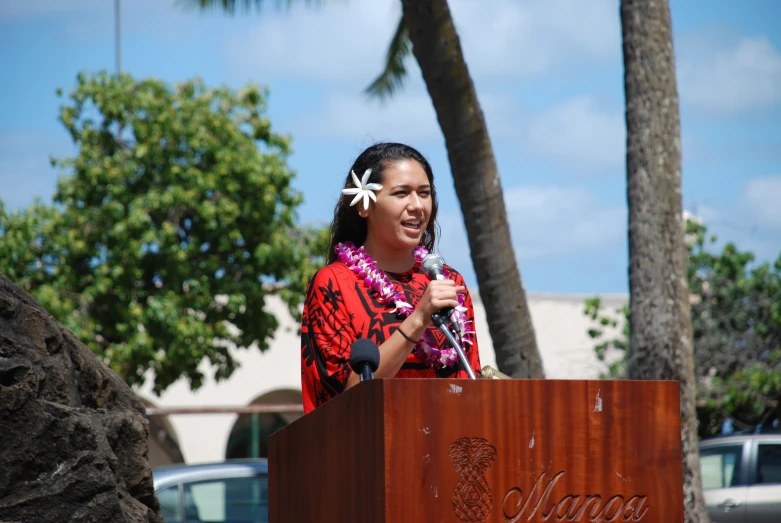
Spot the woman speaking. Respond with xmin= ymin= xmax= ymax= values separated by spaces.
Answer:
xmin=300 ymin=143 xmax=481 ymax=413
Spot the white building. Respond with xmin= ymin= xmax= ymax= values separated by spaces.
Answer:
xmin=137 ymin=292 xmax=627 ymax=467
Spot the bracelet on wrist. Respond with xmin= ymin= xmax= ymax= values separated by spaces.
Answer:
xmin=396 ymin=327 xmax=417 ymax=344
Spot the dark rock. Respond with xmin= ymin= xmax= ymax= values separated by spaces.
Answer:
xmin=0 ymin=274 xmax=163 ymax=523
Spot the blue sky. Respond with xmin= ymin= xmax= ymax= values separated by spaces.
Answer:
xmin=1 ymin=0 xmax=779 ymax=294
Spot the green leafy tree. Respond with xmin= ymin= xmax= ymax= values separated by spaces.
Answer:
xmin=181 ymin=0 xmax=545 ymax=379
xmin=0 ymin=71 xmax=326 ymax=394
xmin=585 ymin=219 xmax=781 ymax=435
xmin=583 ymin=297 xmax=628 ymax=379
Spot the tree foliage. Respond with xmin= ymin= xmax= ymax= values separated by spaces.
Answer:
xmin=0 ymin=71 xmax=327 ymax=394
xmin=583 ymin=298 xmax=629 ymax=379
xmin=585 ymin=219 xmax=781 ymax=435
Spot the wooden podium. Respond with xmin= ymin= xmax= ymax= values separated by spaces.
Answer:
xmin=269 ymin=379 xmax=683 ymax=523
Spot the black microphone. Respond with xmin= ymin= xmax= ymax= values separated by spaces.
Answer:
xmin=349 ymin=339 xmax=381 ymax=381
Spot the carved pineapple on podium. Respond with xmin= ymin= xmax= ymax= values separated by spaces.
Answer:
xmin=449 ymin=437 xmax=497 ymax=522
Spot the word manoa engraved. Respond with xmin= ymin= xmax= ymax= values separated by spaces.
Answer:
xmin=449 ymin=437 xmax=497 ymax=522
xmin=502 ymin=471 xmax=649 ymax=522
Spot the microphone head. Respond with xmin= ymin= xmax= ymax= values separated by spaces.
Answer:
xmin=421 ymin=253 xmax=446 ymax=279
xmin=349 ymin=339 xmax=381 ymax=373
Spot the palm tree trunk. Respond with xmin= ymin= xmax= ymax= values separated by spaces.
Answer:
xmin=621 ymin=1 xmax=709 ymax=521
xmin=400 ymin=0 xmax=543 ymax=378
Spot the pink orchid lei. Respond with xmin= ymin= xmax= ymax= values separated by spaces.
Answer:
xmin=335 ymin=241 xmax=475 ymax=368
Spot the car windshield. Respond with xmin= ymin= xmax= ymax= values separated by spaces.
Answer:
xmin=156 ymin=469 xmax=268 ymax=523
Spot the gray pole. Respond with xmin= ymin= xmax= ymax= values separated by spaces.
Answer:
xmin=115 ymin=0 xmax=121 ymax=74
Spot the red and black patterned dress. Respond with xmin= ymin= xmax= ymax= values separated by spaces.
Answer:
xmin=300 ymin=260 xmax=481 ymax=413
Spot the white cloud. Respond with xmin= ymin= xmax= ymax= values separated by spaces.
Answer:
xmin=679 ymin=35 xmax=781 ymax=113
xmin=438 ymin=185 xmax=625 ymax=266
xmin=524 ymin=97 xmax=625 ymax=173
xmin=504 ymin=186 xmax=625 ymax=258
xmin=451 ymin=0 xmax=620 ymax=78
xmin=224 ymin=0 xmax=620 ymax=84
xmin=224 ymin=0 xmax=399 ymax=85
xmin=743 ymin=176 xmax=781 ymax=230
xmin=288 ymin=88 xmax=523 ymax=144
xmin=25 ymin=0 xmax=245 ymax=46
xmin=287 ymin=90 xmax=440 ymax=142
xmin=688 ymin=175 xmax=781 ymax=264
xmin=289 ymin=90 xmax=624 ymax=175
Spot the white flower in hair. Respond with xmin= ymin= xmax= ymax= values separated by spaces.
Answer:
xmin=342 ymin=169 xmax=383 ymax=211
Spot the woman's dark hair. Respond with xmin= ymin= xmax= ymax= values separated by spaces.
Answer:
xmin=327 ymin=142 xmax=439 ymax=263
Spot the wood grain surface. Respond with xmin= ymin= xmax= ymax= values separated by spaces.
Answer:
xmin=269 ymin=379 xmax=683 ymax=523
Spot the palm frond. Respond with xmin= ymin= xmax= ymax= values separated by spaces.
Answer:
xmin=176 ymin=0 xmax=325 ymax=15
xmin=365 ymin=14 xmax=411 ymax=101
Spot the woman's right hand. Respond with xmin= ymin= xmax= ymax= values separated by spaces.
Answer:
xmin=413 ymin=279 xmax=465 ymax=326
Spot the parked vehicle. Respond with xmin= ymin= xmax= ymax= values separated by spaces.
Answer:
xmin=699 ymin=433 xmax=781 ymax=523
xmin=153 ymin=459 xmax=269 ymax=523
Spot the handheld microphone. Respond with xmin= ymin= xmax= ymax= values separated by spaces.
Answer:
xmin=420 ymin=253 xmax=477 ymax=379
xmin=421 ymin=253 xmax=457 ymax=327
xmin=348 ymin=339 xmax=381 ymax=381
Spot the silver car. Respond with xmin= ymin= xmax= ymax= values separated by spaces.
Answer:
xmin=699 ymin=433 xmax=781 ymax=523
xmin=153 ymin=459 xmax=269 ymax=523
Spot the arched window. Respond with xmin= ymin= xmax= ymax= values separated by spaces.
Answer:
xmin=225 ymin=389 xmax=302 ymax=459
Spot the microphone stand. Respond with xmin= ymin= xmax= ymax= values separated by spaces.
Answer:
xmin=432 ymin=313 xmax=477 ymax=380
xmin=358 ymin=364 xmax=374 ymax=382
